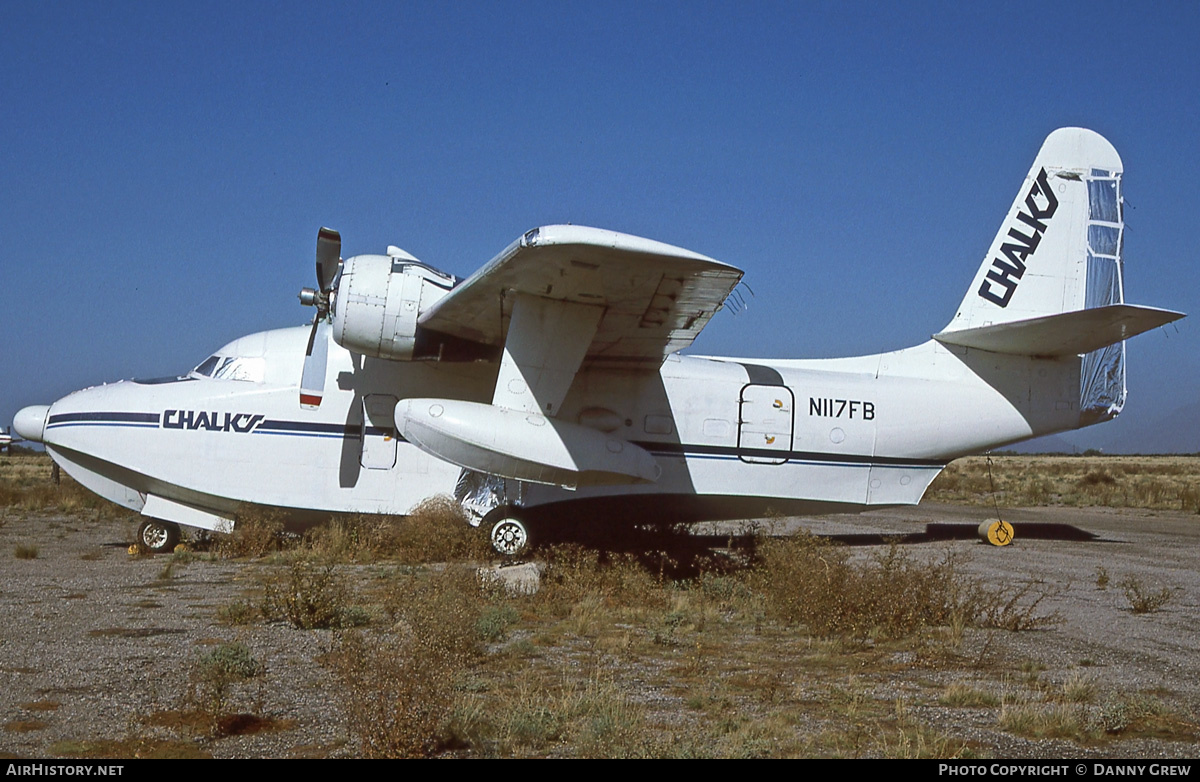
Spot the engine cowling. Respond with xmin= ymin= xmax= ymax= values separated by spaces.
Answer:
xmin=330 ymin=249 xmax=456 ymax=360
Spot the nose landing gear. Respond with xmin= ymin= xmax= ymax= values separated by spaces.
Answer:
xmin=137 ymin=519 xmax=181 ymax=553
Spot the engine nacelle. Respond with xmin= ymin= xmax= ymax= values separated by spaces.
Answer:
xmin=330 ymin=249 xmax=456 ymax=360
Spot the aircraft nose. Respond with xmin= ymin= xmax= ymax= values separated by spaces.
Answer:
xmin=13 ymin=405 xmax=50 ymax=443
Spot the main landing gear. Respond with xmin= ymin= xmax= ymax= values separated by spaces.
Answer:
xmin=485 ymin=509 xmax=533 ymax=558
xmin=137 ymin=519 xmax=181 ymax=553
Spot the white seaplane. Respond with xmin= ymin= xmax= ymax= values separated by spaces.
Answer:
xmin=13 ymin=128 xmax=1184 ymax=555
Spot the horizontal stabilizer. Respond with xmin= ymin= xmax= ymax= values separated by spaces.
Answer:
xmin=934 ymin=304 xmax=1184 ymax=357
xmin=395 ymin=398 xmax=661 ymax=488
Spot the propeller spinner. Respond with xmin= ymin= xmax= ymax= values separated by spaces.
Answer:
xmin=298 ymin=227 xmax=341 ymax=408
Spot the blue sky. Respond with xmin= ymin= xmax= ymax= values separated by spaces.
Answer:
xmin=3 ymin=1 xmax=1197 ymax=451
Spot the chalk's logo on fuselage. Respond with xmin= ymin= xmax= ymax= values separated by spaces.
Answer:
xmin=162 ymin=410 xmax=265 ymax=433
xmin=978 ymin=167 xmax=1060 ymax=308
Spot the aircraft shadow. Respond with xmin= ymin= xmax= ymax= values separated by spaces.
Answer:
xmin=534 ymin=521 xmax=1102 ymax=579
xmin=824 ymin=522 xmax=1101 ymax=546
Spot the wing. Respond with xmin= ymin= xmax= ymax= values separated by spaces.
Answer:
xmin=396 ymin=225 xmax=743 ymax=487
xmin=418 ymin=225 xmax=744 ymax=366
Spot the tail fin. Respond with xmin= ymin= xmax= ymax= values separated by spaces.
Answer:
xmin=937 ymin=128 xmax=1184 ymax=425
xmin=945 ymin=127 xmax=1123 ymax=331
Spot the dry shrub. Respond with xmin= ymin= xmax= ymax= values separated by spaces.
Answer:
xmin=382 ymin=566 xmax=485 ymax=658
xmin=1078 ymin=469 xmax=1118 ymax=488
xmin=195 ymin=641 xmax=263 ymax=682
xmin=536 ymin=544 xmax=666 ymax=614
xmin=332 ymin=631 xmax=460 ymax=757
xmin=261 ymin=559 xmax=368 ymax=629
xmin=475 ymin=603 xmax=520 ymax=643
xmin=217 ymin=508 xmax=286 ymax=559
xmin=976 ymin=579 xmax=1063 ymax=631
xmin=305 ymin=514 xmax=399 ymax=561
xmin=220 ymin=498 xmax=487 ymax=565
xmin=751 ymin=532 xmax=976 ymax=641
xmin=1025 ymin=477 xmax=1056 ymax=504
xmin=0 ymin=483 xmax=40 ymax=509
xmin=307 ymin=499 xmax=488 ymax=563
xmin=698 ymin=571 xmax=757 ymax=611
xmin=1118 ymin=575 xmax=1173 ymax=614
xmin=387 ymin=497 xmax=492 ymax=564
xmin=335 ymin=567 xmax=483 ymax=757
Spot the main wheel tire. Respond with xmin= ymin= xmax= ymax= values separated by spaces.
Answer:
xmin=490 ymin=516 xmax=531 ymax=558
xmin=137 ymin=519 xmax=180 ymax=554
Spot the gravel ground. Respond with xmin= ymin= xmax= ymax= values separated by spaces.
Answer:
xmin=1 ymin=504 xmax=1198 ymax=759
xmin=788 ymin=504 xmax=1200 ymax=759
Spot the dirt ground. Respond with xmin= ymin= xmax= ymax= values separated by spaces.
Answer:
xmin=1 ymin=503 xmax=1198 ymax=758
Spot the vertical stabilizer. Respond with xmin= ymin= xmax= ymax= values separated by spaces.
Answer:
xmin=945 ymin=127 xmax=1124 ymax=332
xmin=943 ymin=127 xmax=1131 ymax=423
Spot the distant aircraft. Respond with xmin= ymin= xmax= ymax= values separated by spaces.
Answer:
xmin=0 ymin=427 xmax=19 ymax=453
xmin=13 ymin=128 xmax=1184 ymax=555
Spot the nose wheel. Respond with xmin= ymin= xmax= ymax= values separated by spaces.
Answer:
xmin=490 ymin=516 xmax=531 ymax=558
xmin=137 ymin=519 xmax=181 ymax=554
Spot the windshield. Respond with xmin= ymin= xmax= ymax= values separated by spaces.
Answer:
xmin=190 ymin=355 xmax=266 ymax=383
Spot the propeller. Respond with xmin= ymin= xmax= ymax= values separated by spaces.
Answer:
xmin=0 ymin=427 xmax=20 ymax=453
xmin=298 ymin=227 xmax=341 ymax=408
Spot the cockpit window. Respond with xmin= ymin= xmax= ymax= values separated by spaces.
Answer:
xmin=193 ymin=355 xmax=221 ymax=377
xmin=191 ymin=355 xmax=266 ymax=383
xmin=214 ymin=356 xmax=265 ymax=382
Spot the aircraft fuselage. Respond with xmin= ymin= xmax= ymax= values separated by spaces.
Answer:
xmin=21 ymin=323 xmax=1080 ymax=533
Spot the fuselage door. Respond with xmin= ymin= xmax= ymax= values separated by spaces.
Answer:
xmin=738 ymin=384 xmax=794 ymax=464
xmin=361 ymin=394 xmax=399 ymax=469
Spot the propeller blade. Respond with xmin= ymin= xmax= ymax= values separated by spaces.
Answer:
xmin=316 ymin=227 xmax=341 ymax=293
xmin=300 ymin=319 xmax=330 ymax=408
